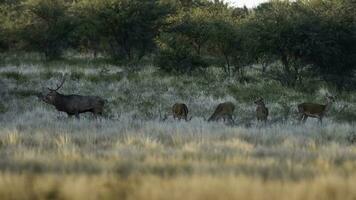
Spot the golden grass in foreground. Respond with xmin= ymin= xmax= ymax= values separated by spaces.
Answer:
xmin=0 ymin=173 xmax=355 ymax=200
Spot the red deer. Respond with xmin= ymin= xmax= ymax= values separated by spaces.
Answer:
xmin=208 ymin=102 xmax=235 ymax=123
xmin=172 ymin=103 xmax=190 ymax=121
xmin=41 ymin=77 xmax=106 ymax=119
xmin=298 ymin=95 xmax=335 ymax=123
xmin=254 ymin=97 xmax=268 ymax=123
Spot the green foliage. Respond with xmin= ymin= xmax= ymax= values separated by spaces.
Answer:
xmin=155 ymin=43 xmax=209 ymax=73
xmin=0 ymin=72 xmax=28 ymax=83
xmin=20 ymin=0 xmax=77 ymax=59
xmin=155 ymin=6 xmax=212 ymax=73
xmin=0 ymin=0 xmax=355 ymax=90
xmin=0 ymin=1 xmax=22 ymax=53
xmin=247 ymin=0 xmax=356 ymax=89
xmin=247 ymin=2 xmax=308 ymax=87
xmin=0 ymin=102 xmax=6 ymax=114
xmin=156 ymin=2 xmax=249 ymax=75
xmin=74 ymin=0 xmax=172 ymax=61
xmin=297 ymin=0 xmax=356 ymax=90
xmin=227 ymin=81 xmax=297 ymax=102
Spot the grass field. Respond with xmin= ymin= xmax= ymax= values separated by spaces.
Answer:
xmin=0 ymin=57 xmax=356 ymax=199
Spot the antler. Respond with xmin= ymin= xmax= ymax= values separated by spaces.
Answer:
xmin=48 ymin=75 xmax=66 ymax=91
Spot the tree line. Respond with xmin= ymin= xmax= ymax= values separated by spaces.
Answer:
xmin=0 ymin=0 xmax=355 ymax=90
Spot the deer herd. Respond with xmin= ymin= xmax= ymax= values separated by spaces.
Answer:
xmin=39 ymin=78 xmax=336 ymax=125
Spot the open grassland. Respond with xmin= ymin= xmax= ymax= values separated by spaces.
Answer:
xmin=0 ymin=58 xmax=356 ymax=199
xmin=1 ymin=174 xmax=356 ymax=200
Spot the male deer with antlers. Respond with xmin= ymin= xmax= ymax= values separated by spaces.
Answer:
xmin=40 ymin=77 xmax=106 ymax=119
xmin=298 ymin=95 xmax=335 ymax=124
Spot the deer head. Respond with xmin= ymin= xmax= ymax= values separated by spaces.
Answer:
xmin=254 ymin=97 xmax=265 ymax=106
xmin=326 ymin=95 xmax=336 ymax=103
xmin=42 ymin=77 xmax=66 ymax=104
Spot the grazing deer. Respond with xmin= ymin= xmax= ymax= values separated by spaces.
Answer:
xmin=208 ymin=102 xmax=235 ymax=123
xmin=298 ymin=95 xmax=335 ymax=124
xmin=254 ymin=97 xmax=268 ymax=123
xmin=40 ymin=77 xmax=106 ymax=119
xmin=172 ymin=103 xmax=190 ymax=121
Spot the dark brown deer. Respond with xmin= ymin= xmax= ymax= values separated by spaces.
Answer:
xmin=254 ymin=97 xmax=268 ymax=123
xmin=208 ymin=102 xmax=235 ymax=123
xmin=172 ymin=103 xmax=190 ymax=121
xmin=298 ymin=95 xmax=335 ymax=124
xmin=41 ymin=77 xmax=106 ymax=119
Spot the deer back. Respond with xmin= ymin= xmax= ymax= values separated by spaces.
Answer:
xmin=208 ymin=102 xmax=235 ymax=121
xmin=298 ymin=103 xmax=326 ymax=115
xmin=172 ymin=103 xmax=189 ymax=117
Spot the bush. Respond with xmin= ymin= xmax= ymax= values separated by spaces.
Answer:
xmin=74 ymin=0 xmax=172 ymax=61
xmin=155 ymin=45 xmax=208 ymax=74
xmin=20 ymin=0 xmax=77 ymax=60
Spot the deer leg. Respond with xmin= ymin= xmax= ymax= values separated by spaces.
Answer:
xmin=318 ymin=116 xmax=323 ymax=124
xmin=228 ymin=115 xmax=234 ymax=124
xmin=75 ymin=113 xmax=80 ymax=119
xmin=298 ymin=113 xmax=304 ymax=122
xmin=302 ymin=115 xmax=308 ymax=123
xmin=223 ymin=115 xmax=227 ymax=122
xmin=93 ymin=109 xmax=103 ymax=119
xmin=94 ymin=108 xmax=103 ymax=117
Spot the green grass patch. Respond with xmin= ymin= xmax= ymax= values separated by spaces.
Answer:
xmin=86 ymin=74 xmax=123 ymax=83
xmin=228 ymin=81 xmax=297 ymax=102
xmin=0 ymin=72 xmax=29 ymax=83
xmin=0 ymin=102 xmax=7 ymax=113
xmin=9 ymin=90 xmax=41 ymax=98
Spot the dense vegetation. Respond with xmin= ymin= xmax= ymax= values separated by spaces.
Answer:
xmin=0 ymin=0 xmax=355 ymax=90
xmin=1 ymin=1 xmax=356 ymax=199
xmin=0 ymin=60 xmax=356 ymax=199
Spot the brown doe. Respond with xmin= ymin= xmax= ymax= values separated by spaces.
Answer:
xmin=208 ymin=102 xmax=235 ymax=123
xmin=40 ymin=77 xmax=106 ymax=119
xmin=254 ymin=97 xmax=268 ymax=123
xmin=172 ymin=103 xmax=191 ymax=121
xmin=298 ymin=95 xmax=335 ymax=124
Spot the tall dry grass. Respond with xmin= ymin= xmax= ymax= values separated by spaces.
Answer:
xmin=0 ymin=173 xmax=355 ymax=200
xmin=1 ymin=61 xmax=356 ymax=199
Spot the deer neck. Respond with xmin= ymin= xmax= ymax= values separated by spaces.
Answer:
xmin=53 ymin=93 xmax=66 ymax=107
xmin=324 ymin=100 xmax=333 ymax=113
xmin=258 ymin=103 xmax=266 ymax=108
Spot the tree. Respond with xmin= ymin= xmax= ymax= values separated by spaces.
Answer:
xmin=297 ymin=0 xmax=356 ymax=90
xmin=71 ymin=0 xmax=103 ymax=58
xmin=77 ymin=0 xmax=172 ymax=61
xmin=155 ymin=5 xmax=212 ymax=73
xmin=248 ymin=1 xmax=312 ymax=87
xmin=205 ymin=3 xmax=250 ymax=78
xmin=0 ymin=0 xmax=22 ymax=53
xmin=19 ymin=0 xmax=77 ymax=60
xmin=248 ymin=0 xmax=356 ymax=89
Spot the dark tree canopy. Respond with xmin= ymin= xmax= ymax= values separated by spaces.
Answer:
xmin=0 ymin=0 xmax=355 ymax=89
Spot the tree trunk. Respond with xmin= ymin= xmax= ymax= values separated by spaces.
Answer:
xmin=224 ymin=54 xmax=231 ymax=77
xmin=281 ymin=54 xmax=296 ymax=87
